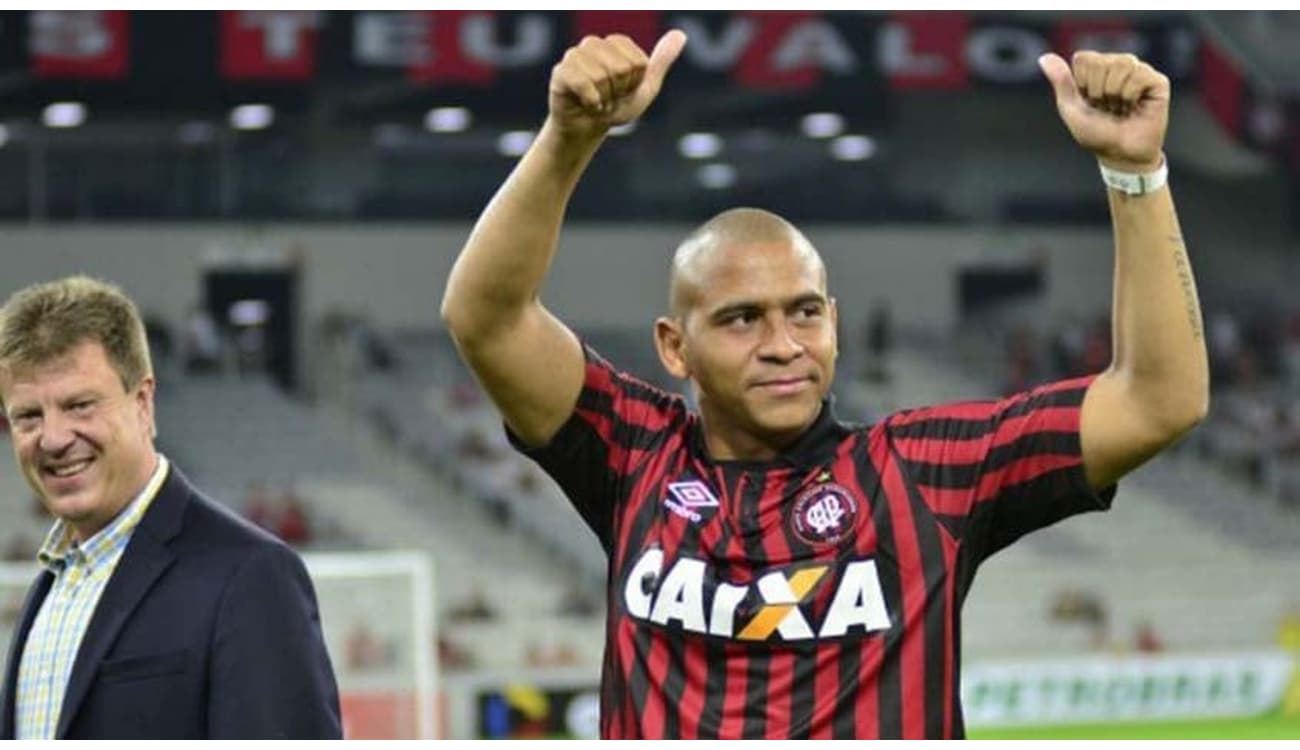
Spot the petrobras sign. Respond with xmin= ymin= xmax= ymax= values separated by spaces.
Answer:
xmin=961 ymin=651 xmax=1297 ymax=727
xmin=444 ymin=650 xmax=1297 ymax=737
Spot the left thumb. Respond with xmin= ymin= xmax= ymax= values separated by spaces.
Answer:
xmin=1038 ymin=53 xmax=1079 ymax=108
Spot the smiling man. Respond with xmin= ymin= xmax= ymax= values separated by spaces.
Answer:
xmin=0 ymin=276 xmax=340 ymax=739
xmin=657 ymin=212 xmax=838 ymax=459
xmin=440 ymin=31 xmax=1209 ymax=738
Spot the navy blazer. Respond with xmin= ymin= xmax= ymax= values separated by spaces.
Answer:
xmin=0 ymin=465 xmax=342 ymax=739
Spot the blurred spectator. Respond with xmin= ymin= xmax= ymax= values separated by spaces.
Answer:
xmin=449 ymin=589 xmax=495 ymax=622
xmin=1050 ymin=589 xmax=1104 ymax=623
xmin=1003 ymin=326 xmax=1042 ymax=394
xmin=558 ymin=583 xmax=599 ymax=617
xmin=524 ymin=643 xmax=546 ymax=668
xmin=242 ymin=480 xmax=317 ymax=545
xmin=1050 ymin=317 xmax=1088 ymax=378
xmin=438 ymin=635 xmax=475 ymax=671
xmin=1050 ymin=589 xmax=1110 ymax=649
xmin=359 ymin=323 xmax=397 ymax=372
xmin=235 ymin=321 xmax=269 ymax=376
xmin=184 ymin=304 xmax=223 ymax=374
xmin=525 ymin=642 xmax=582 ymax=669
xmin=1209 ymin=311 xmax=1243 ymax=384
xmin=1273 ymin=405 xmax=1300 ymax=454
xmin=276 ymin=485 xmax=312 ymax=546
xmin=515 ymin=465 xmax=545 ymax=502
xmin=1001 ymin=303 xmax=1300 ymax=511
xmin=860 ymin=300 xmax=893 ymax=384
xmin=552 ymin=643 xmax=579 ymax=667
xmin=345 ymin=620 xmax=392 ymax=672
xmin=1081 ymin=316 xmax=1111 ymax=374
xmin=244 ymin=480 xmax=274 ymax=530
xmin=143 ymin=312 xmax=175 ymax=369
xmin=1283 ymin=312 xmax=1300 ymax=392
xmin=458 ymin=428 xmax=518 ymax=527
xmin=458 ymin=428 xmax=498 ymax=462
xmin=1133 ymin=620 xmax=1164 ymax=653
xmin=1231 ymin=349 xmax=1262 ymax=391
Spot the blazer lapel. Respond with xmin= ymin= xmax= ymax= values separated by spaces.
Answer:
xmin=1 ymin=570 xmax=54 ymax=739
xmin=55 ymin=465 xmax=191 ymax=739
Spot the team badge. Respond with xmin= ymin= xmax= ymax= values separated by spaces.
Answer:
xmin=791 ymin=482 xmax=859 ymax=545
xmin=664 ymin=480 xmax=720 ymax=523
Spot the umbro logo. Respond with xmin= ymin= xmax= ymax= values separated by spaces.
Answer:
xmin=664 ymin=480 xmax=719 ymax=523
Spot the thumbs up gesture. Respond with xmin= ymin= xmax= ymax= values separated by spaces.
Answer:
xmin=548 ymin=30 xmax=687 ymax=140
xmin=1038 ymin=51 xmax=1169 ymax=172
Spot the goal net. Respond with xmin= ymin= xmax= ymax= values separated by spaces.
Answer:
xmin=305 ymin=551 xmax=438 ymax=739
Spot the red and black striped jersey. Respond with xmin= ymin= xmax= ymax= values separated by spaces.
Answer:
xmin=509 ymin=345 xmax=1116 ymax=739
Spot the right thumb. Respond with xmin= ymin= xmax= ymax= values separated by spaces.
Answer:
xmin=1037 ymin=53 xmax=1078 ymax=105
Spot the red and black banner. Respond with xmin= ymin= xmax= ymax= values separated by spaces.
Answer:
xmin=1 ymin=9 xmax=1294 ymax=169
xmin=29 ymin=10 xmax=130 ymax=79
xmin=219 ymin=11 xmax=319 ymax=80
xmin=0 ymin=11 xmax=1200 ymax=110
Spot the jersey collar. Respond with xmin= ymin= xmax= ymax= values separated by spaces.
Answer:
xmin=694 ymin=395 xmax=853 ymax=472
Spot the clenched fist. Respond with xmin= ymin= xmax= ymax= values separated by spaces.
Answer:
xmin=1039 ymin=51 xmax=1169 ymax=173
xmin=548 ymin=30 xmax=687 ymax=140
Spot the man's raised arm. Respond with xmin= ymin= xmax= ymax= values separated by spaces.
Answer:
xmin=1038 ymin=51 xmax=1210 ymax=489
xmin=440 ymin=31 xmax=686 ymax=447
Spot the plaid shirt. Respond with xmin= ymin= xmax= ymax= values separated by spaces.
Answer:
xmin=15 ymin=455 xmax=169 ymax=740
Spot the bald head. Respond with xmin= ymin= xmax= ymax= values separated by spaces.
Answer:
xmin=669 ymin=208 xmax=826 ymax=318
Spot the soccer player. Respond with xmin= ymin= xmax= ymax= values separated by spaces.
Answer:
xmin=440 ymin=30 xmax=1209 ymax=739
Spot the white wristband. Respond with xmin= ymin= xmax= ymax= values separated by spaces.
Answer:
xmin=1098 ymin=157 xmax=1168 ymax=196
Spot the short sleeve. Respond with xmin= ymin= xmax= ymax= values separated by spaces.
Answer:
xmin=884 ymin=375 xmax=1117 ymax=564
xmin=506 ymin=344 xmax=687 ymax=549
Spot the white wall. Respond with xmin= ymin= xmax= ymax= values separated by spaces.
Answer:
xmin=0 ymin=222 xmax=1118 ymax=337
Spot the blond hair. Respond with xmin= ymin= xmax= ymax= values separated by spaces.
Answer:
xmin=0 ymin=276 xmax=153 ymax=403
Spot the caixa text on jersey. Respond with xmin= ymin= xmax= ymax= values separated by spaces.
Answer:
xmin=624 ymin=548 xmax=893 ymax=642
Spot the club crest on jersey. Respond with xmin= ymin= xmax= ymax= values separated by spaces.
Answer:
xmin=663 ymin=479 xmax=720 ymax=523
xmin=791 ymin=482 xmax=859 ymax=545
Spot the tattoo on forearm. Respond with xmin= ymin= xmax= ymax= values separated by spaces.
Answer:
xmin=1169 ymin=231 xmax=1203 ymax=341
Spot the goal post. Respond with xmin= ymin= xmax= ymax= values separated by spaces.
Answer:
xmin=305 ymin=550 xmax=438 ymax=739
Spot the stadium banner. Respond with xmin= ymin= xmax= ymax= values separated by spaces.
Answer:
xmin=442 ymin=666 xmax=601 ymax=740
xmin=0 ymin=11 xmax=1201 ymax=115
xmin=28 ymin=10 xmax=129 ymax=80
xmin=218 ymin=11 xmax=321 ymax=81
xmin=961 ymin=651 xmax=1297 ymax=728
xmin=441 ymin=652 xmax=1299 ymax=737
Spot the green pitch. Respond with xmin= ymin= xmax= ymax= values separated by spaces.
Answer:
xmin=969 ymin=713 xmax=1300 ymax=739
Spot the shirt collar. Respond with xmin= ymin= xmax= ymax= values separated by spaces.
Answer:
xmin=37 ymin=454 xmax=170 ymax=572
xmin=692 ymin=395 xmax=853 ymax=472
